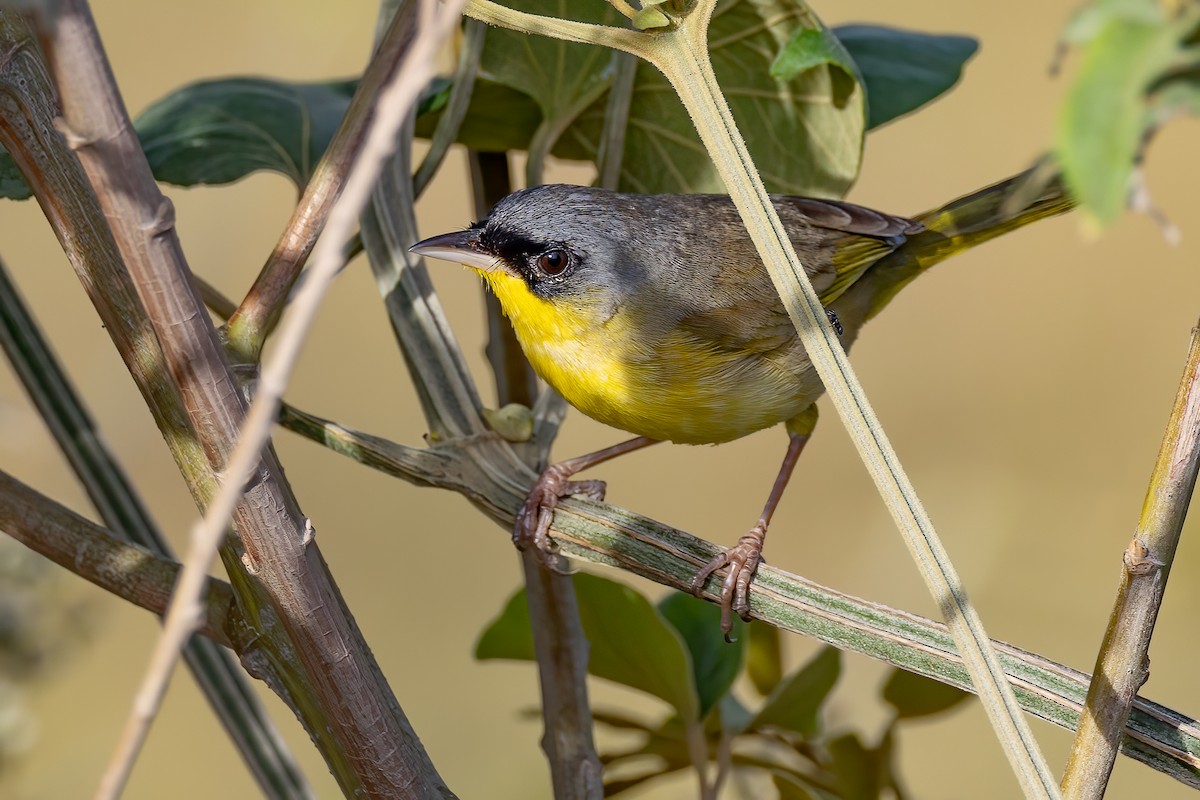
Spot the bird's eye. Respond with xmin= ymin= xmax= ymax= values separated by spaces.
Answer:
xmin=537 ymin=248 xmax=569 ymax=276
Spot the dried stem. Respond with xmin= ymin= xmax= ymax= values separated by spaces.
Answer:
xmin=470 ymin=149 xmax=603 ymax=798
xmin=223 ymin=6 xmax=430 ymax=363
xmin=31 ymin=1 xmax=455 ymax=797
xmin=1061 ymin=323 xmax=1200 ymax=798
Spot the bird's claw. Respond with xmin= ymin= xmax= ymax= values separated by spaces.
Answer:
xmin=691 ymin=526 xmax=766 ymax=642
xmin=514 ymin=464 xmax=606 ymax=573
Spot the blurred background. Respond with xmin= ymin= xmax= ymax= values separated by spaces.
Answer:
xmin=1 ymin=0 xmax=1198 ymax=797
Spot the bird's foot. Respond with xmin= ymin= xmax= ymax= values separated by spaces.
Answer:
xmin=514 ymin=462 xmax=606 ymax=574
xmin=691 ymin=526 xmax=766 ymax=642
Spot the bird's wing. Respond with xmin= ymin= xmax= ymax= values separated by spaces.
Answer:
xmin=774 ymin=196 xmax=923 ymax=306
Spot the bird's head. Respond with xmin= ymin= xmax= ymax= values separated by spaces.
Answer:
xmin=411 ymin=185 xmax=653 ymax=324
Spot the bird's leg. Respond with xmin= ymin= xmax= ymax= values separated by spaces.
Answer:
xmin=516 ymin=436 xmax=660 ymax=572
xmin=692 ymin=431 xmax=811 ymax=640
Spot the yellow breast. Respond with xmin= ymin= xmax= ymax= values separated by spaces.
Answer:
xmin=482 ymin=271 xmax=815 ymax=444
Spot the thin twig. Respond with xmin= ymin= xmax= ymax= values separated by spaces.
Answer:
xmin=1061 ymin=323 xmax=1200 ymax=798
xmin=0 ymin=259 xmax=311 ymax=799
xmin=596 ymin=50 xmax=638 ymax=190
xmin=275 ymin=409 xmax=1200 ymax=789
xmin=222 ymin=0 xmax=435 ymax=363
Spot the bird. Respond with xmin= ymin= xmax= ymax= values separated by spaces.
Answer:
xmin=411 ymin=171 xmax=1072 ymax=637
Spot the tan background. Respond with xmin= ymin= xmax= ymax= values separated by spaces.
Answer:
xmin=1 ymin=0 xmax=1198 ymax=797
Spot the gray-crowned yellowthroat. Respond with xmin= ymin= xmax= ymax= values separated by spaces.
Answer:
xmin=412 ymin=171 xmax=1071 ymax=636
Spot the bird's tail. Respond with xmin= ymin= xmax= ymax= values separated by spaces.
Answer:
xmin=851 ymin=168 xmax=1075 ymax=322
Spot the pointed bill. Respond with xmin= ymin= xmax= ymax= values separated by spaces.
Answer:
xmin=409 ymin=230 xmax=499 ymax=271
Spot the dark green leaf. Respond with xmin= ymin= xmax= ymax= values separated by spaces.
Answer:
xmin=561 ymin=0 xmax=864 ymax=195
xmin=829 ymin=733 xmax=885 ymax=800
xmin=135 ymin=77 xmax=360 ymax=189
xmin=746 ymin=622 xmax=783 ymax=696
xmin=414 ymin=78 xmax=542 ymax=152
xmin=476 ymin=575 xmax=699 ymax=720
xmin=573 ymin=574 xmax=699 ymax=720
xmin=832 ymin=25 xmax=978 ymax=129
xmin=657 ymin=591 xmax=743 ymax=718
xmin=746 ymin=647 xmax=840 ymax=737
xmin=0 ymin=146 xmax=31 ymax=200
xmin=474 ymin=586 xmax=536 ymax=661
xmin=881 ymin=668 xmax=970 ymax=719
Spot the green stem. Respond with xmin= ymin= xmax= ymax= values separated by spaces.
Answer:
xmin=1061 ymin=322 xmax=1200 ymax=799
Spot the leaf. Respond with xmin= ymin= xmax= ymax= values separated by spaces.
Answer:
xmin=832 ymin=25 xmax=979 ymax=130
xmin=135 ymin=77 xmax=360 ymax=189
xmin=772 ymin=772 xmax=820 ymax=800
xmin=132 ymin=75 xmax=452 ymax=190
xmin=657 ymin=591 xmax=743 ymax=719
xmin=881 ymin=668 xmax=970 ymax=719
xmin=828 ymin=733 xmax=886 ymax=800
xmin=476 ymin=0 xmax=622 ymax=178
xmin=474 ymin=585 xmax=536 ymax=661
xmin=1054 ymin=0 xmax=1196 ymax=225
xmin=560 ymin=0 xmax=865 ymax=196
xmin=573 ymin=574 xmax=699 ymax=721
xmin=414 ymin=78 xmax=543 ymax=152
xmin=746 ymin=647 xmax=839 ymax=737
xmin=746 ymin=622 xmax=783 ymax=696
xmin=771 ymin=26 xmax=859 ymax=82
xmin=476 ymin=574 xmax=700 ymax=721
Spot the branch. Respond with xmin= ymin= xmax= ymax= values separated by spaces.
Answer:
xmin=30 ymin=1 xmax=456 ymax=797
xmin=0 ymin=470 xmax=237 ymax=648
xmin=0 ymin=257 xmax=310 ymax=799
xmin=1062 ymin=322 xmax=1200 ymax=798
xmin=278 ymin=412 xmax=1200 ymax=790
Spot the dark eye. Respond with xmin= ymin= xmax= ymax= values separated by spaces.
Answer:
xmin=537 ymin=248 xmax=569 ymax=276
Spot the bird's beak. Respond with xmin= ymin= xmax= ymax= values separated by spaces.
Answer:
xmin=409 ymin=230 xmax=499 ymax=272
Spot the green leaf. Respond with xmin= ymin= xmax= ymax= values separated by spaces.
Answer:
xmin=561 ymin=0 xmax=865 ymax=195
xmin=0 ymin=146 xmax=32 ymax=200
xmin=135 ymin=77 xmax=360 ymax=189
xmin=771 ymin=772 xmax=820 ymax=800
xmin=881 ymin=668 xmax=970 ymax=719
xmin=746 ymin=647 xmax=839 ymax=737
xmin=832 ymin=25 xmax=979 ymax=130
xmin=770 ymin=26 xmax=858 ymax=82
xmin=414 ymin=78 xmax=542 ymax=152
xmin=476 ymin=0 xmax=622 ymax=179
xmin=1055 ymin=1 xmax=1193 ymax=224
xmin=657 ymin=592 xmax=743 ymax=718
xmin=746 ymin=622 xmax=783 ymax=696
xmin=573 ymin=574 xmax=699 ymax=720
xmin=476 ymin=575 xmax=700 ymax=720
xmin=828 ymin=733 xmax=885 ymax=800
xmin=474 ymin=585 xmax=536 ymax=661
